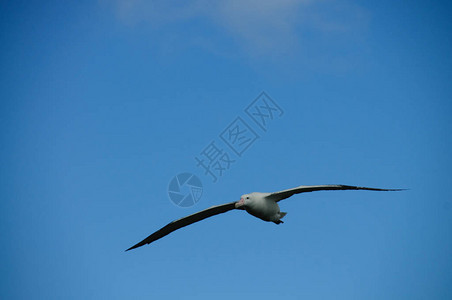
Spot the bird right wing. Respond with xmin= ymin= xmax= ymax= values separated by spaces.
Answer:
xmin=267 ymin=184 xmax=405 ymax=202
xmin=126 ymin=201 xmax=237 ymax=251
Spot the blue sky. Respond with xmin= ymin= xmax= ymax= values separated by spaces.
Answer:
xmin=1 ymin=1 xmax=451 ymax=299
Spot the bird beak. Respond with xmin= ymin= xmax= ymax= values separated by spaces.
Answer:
xmin=235 ymin=198 xmax=245 ymax=208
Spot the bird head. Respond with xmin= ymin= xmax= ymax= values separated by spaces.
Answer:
xmin=235 ymin=194 xmax=251 ymax=209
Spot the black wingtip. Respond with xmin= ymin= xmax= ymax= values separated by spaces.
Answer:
xmin=356 ymin=186 xmax=408 ymax=192
xmin=125 ymin=242 xmax=145 ymax=252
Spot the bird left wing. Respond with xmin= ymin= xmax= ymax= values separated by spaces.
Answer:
xmin=266 ymin=184 xmax=405 ymax=202
xmin=126 ymin=201 xmax=237 ymax=251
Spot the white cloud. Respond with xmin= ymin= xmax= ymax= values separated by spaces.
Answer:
xmin=213 ymin=0 xmax=308 ymax=56
xmin=107 ymin=0 xmax=369 ymax=58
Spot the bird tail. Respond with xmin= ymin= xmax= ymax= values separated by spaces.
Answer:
xmin=273 ymin=212 xmax=287 ymax=224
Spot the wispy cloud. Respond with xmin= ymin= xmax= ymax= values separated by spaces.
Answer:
xmin=107 ymin=0 xmax=369 ymax=59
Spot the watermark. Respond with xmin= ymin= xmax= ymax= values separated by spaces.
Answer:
xmin=194 ymin=141 xmax=236 ymax=183
xmin=167 ymin=173 xmax=203 ymax=207
xmin=245 ymin=92 xmax=284 ymax=131
xmin=167 ymin=92 xmax=284 ymax=207
xmin=220 ymin=117 xmax=259 ymax=157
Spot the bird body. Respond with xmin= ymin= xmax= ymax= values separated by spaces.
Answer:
xmin=126 ymin=184 xmax=404 ymax=251
xmin=237 ymin=192 xmax=286 ymax=224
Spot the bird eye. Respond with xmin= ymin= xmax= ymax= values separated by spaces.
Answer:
xmin=246 ymin=196 xmax=249 ymax=199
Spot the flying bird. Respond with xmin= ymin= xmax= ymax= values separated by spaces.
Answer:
xmin=126 ymin=184 xmax=403 ymax=251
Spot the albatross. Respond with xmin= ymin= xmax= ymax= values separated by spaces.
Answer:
xmin=126 ymin=184 xmax=403 ymax=251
